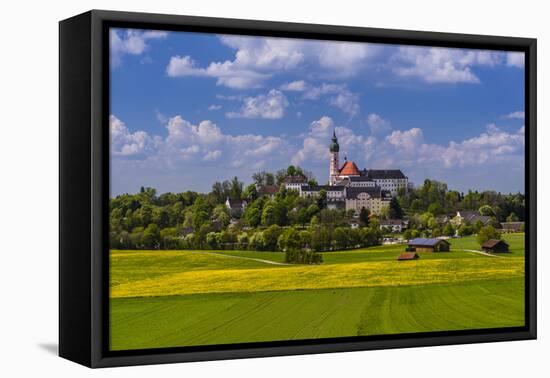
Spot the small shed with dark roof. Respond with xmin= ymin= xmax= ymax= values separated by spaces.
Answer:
xmin=500 ymin=222 xmax=524 ymax=233
xmin=407 ymin=238 xmax=450 ymax=252
xmin=481 ymin=239 xmax=509 ymax=253
xmin=397 ymin=252 xmax=419 ymax=261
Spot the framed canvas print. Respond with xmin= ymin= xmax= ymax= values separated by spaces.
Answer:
xmin=59 ymin=10 xmax=537 ymax=368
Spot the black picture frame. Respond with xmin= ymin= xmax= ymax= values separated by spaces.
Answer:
xmin=59 ymin=9 xmax=537 ymax=368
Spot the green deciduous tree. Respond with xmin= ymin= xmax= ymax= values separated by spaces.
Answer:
xmin=443 ymin=223 xmax=455 ymax=237
xmin=142 ymin=224 xmax=160 ymax=249
xmin=477 ymin=225 xmax=501 ymax=246
xmin=262 ymin=225 xmax=282 ymax=251
xmin=245 ymin=206 xmax=262 ymax=228
xmin=261 ymin=203 xmax=276 ymax=226
xmin=506 ymin=212 xmax=519 ymax=222
xmin=457 ymin=224 xmax=474 ymax=237
xmin=243 ymin=184 xmax=258 ymax=201
xmin=479 ymin=205 xmax=495 ymax=216
xmin=427 ymin=202 xmax=444 ymax=216
xmin=285 ymin=249 xmax=323 ymax=264
xmin=229 ymin=176 xmax=243 ymax=200
xmin=277 ymin=227 xmax=301 ymax=251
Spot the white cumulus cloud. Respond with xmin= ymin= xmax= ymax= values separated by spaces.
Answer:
xmin=291 ymin=115 xmax=524 ymax=187
xmin=226 ymin=89 xmax=289 ymax=119
xmin=302 ymin=83 xmax=360 ymax=117
xmin=502 ymin=111 xmax=525 ymax=119
xmin=166 ymin=55 xmax=270 ymax=89
xmin=111 ymin=115 xmax=291 ymax=176
xmin=280 ymin=80 xmax=307 ymax=91
xmin=391 ymin=47 xmax=507 ymax=84
xmin=366 ymin=113 xmax=392 ymax=135
xmin=292 ymin=116 xmax=370 ymax=165
xmin=166 ymin=35 xmax=380 ymax=89
xmin=110 ymin=29 xmax=168 ymax=67
xmin=203 ymin=150 xmax=222 ymax=161
xmin=110 ymin=115 xmax=155 ymax=157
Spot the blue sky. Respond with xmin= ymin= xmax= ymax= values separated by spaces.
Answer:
xmin=109 ymin=28 xmax=525 ymax=196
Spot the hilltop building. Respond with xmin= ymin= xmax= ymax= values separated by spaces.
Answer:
xmin=328 ymin=130 xmax=409 ymax=196
xmin=345 ymin=186 xmax=392 ymax=215
xmin=283 ymin=130 xmax=409 ymax=215
xmin=225 ymin=197 xmax=247 ymax=218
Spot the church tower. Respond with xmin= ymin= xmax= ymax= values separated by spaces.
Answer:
xmin=329 ymin=130 xmax=340 ymax=185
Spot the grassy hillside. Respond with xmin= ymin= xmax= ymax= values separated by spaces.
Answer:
xmin=111 ymin=278 xmax=524 ymax=350
xmin=109 ymin=233 xmax=526 ymax=351
xmin=111 ymin=257 xmax=523 ymax=298
xmin=450 ymin=233 xmax=525 ymax=256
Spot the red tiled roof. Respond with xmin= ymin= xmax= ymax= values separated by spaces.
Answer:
xmin=258 ymin=185 xmax=279 ymax=195
xmin=339 ymin=161 xmax=361 ymax=176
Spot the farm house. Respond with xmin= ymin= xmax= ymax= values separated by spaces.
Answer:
xmin=407 ymin=238 xmax=450 ymax=252
xmin=500 ymin=222 xmax=524 ymax=233
xmin=481 ymin=239 xmax=509 ymax=253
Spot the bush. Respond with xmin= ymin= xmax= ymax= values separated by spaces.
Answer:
xmin=248 ymin=231 xmax=265 ymax=250
xmin=285 ymin=249 xmax=323 ymax=264
xmin=360 ymin=227 xmax=381 ymax=246
xmin=206 ymin=232 xmax=221 ymax=249
xmin=162 ymin=236 xmax=182 ymax=249
xmin=477 ymin=225 xmax=501 ymax=246
xmin=443 ymin=223 xmax=455 ymax=237
xmin=457 ymin=224 xmax=474 ymax=237
xmin=263 ymin=225 xmax=283 ymax=251
xmin=237 ymin=232 xmax=249 ymax=249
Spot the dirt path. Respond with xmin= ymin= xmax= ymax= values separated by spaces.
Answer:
xmin=463 ymin=249 xmax=505 ymax=258
xmin=198 ymin=251 xmax=291 ymax=266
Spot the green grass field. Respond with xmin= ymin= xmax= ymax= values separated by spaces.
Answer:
xmin=109 ymin=233 xmax=526 ymax=351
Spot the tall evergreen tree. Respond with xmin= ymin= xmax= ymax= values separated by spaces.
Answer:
xmin=359 ymin=207 xmax=370 ymax=227
xmin=388 ymin=197 xmax=404 ymax=219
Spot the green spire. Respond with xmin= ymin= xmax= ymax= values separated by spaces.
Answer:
xmin=329 ymin=130 xmax=339 ymax=153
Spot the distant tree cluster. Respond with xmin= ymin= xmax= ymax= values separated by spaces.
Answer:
xmin=204 ymin=224 xmax=381 ymax=253
xmin=393 ymin=179 xmax=525 ymax=239
xmin=397 ymin=179 xmax=525 ymax=222
xmin=109 ymin=166 xmax=382 ymax=254
xmin=110 ymin=173 xmax=524 ymax=252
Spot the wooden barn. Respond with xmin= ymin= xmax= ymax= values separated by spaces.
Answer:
xmin=500 ymin=222 xmax=524 ymax=233
xmin=407 ymin=238 xmax=450 ymax=252
xmin=481 ymin=239 xmax=509 ymax=253
xmin=397 ymin=252 xmax=419 ymax=261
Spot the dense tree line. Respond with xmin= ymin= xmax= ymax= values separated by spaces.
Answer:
xmin=396 ymin=179 xmax=525 ymax=222
xmin=110 ymin=172 xmax=524 ymax=253
xmin=110 ymin=166 xmax=382 ymax=253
